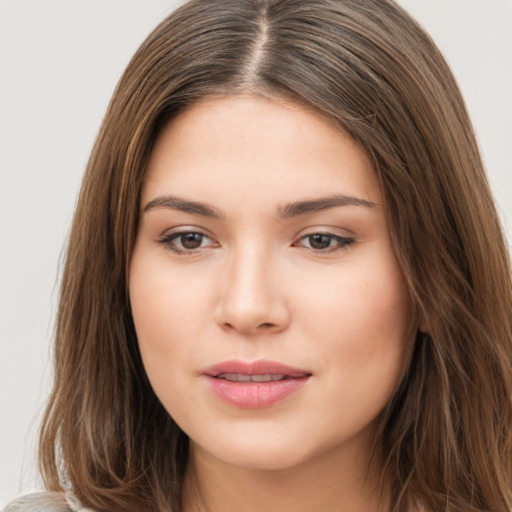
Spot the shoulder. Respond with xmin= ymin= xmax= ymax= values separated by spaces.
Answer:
xmin=3 ymin=491 xmax=94 ymax=512
xmin=3 ymin=492 xmax=71 ymax=512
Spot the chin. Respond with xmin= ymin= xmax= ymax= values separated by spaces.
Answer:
xmin=186 ymin=410 xmax=382 ymax=475
xmin=190 ymin=427 xmax=334 ymax=473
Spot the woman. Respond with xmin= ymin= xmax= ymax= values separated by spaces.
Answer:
xmin=6 ymin=0 xmax=512 ymax=511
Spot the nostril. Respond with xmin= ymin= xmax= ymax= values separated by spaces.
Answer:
xmin=222 ymin=321 xmax=276 ymax=332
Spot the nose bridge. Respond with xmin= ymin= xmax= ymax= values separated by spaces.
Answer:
xmin=216 ymin=240 xmax=288 ymax=334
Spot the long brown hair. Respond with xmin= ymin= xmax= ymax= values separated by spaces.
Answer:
xmin=39 ymin=1 xmax=512 ymax=511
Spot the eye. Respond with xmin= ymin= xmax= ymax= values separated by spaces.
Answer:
xmin=296 ymin=233 xmax=354 ymax=252
xmin=158 ymin=230 xmax=217 ymax=254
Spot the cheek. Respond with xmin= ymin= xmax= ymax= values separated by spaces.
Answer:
xmin=130 ymin=245 xmax=211 ymax=337
xmin=301 ymin=260 xmax=410 ymax=339
xmin=128 ymin=247 xmax=211 ymax=391
xmin=129 ymin=262 xmax=208 ymax=420
xmin=297 ymin=253 xmax=412 ymax=395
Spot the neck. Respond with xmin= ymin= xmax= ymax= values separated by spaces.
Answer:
xmin=181 ymin=439 xmax=390 ymax=512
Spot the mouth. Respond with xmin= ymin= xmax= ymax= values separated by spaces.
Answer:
xmin=203 ymin=359 xmax=312 ymax=408
xmin=216 ymin=373 xmax=289 ymax=382
xmin=204 ymin=359 xmax=311 ymax=379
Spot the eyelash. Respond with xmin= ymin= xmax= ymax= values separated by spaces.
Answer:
xmin=157 ymin=230 xmax=355 ymax=255
xmin=294 ymin=233 xmax=355 ymax=252
xmin=158 ymin=230 xmax=217 ymax=255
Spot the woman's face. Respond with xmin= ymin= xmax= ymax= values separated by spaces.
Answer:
xmin=130 ymin=94 xmax=413 ymax=472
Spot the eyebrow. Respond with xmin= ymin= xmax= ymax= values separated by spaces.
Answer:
xmin=279 ymin=194 xmax=377 ymax=217
xmin=143 ymin=193 xmax=376 ymax=219
xmin=143 ymin=195 xmax=224 ymax=218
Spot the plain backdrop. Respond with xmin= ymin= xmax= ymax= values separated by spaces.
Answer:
xmin=1 ymin=0 xmax=511 ymax=507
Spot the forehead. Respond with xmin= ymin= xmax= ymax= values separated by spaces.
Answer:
xmin=142 ymin=94 xmax=381 ymax=210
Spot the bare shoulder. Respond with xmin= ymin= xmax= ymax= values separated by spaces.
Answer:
xmin=3 ymin=492 xmax=73 ymax=512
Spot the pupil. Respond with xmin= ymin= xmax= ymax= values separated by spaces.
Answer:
xmin=181 ymin=233 xmax=203 ymax=249
xmin=309 ymin=234 xmax=331 ymax=249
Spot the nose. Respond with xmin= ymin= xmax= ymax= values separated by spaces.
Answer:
xmin=214 ymin=246 xmax=290 ymax=335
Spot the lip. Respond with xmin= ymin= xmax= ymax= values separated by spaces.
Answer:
xmin=202 ymin=359 xmax=312 ymax=409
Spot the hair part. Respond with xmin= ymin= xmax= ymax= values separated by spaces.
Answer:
xmin=39 ymin=1 xmax=512 ymax=511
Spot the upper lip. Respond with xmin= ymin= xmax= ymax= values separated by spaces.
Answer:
xmin=203 ymin=359 xmax=312 ymax=378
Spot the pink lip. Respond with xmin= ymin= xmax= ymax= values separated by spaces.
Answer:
xmin=203 ymin=359 xmax=312 ymax=409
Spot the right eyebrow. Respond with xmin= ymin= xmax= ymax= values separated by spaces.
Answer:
xmin=143 ymin=195 xmax=224 ymax=219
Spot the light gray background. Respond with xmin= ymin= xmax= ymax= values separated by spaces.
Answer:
xmin=1 ymin=0 xmax=511 ymax=507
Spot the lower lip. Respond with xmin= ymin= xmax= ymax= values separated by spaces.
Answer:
xmin=205 ymin=376 xmax=310 ymax=408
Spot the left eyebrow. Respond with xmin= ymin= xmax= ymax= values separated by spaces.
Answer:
xmin=279 ymin=194 xmax=377 ymax=218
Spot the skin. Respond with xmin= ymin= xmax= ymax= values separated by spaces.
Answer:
xmin=129 ymin=94 xmax=414 ymax=512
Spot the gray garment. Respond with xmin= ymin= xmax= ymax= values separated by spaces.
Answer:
xmin=3 ymin=492 xmax=95 ymax=512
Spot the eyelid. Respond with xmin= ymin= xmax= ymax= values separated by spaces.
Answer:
xmin=157 ymin=226 xmax=219 ymax=255
xmin=292 ymin=228 xmax=356 ymax=253
xmin=155 ymin=226 xmax=356 ymax=255
xmin=293 ymin=223 xmax=356 ymax=238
